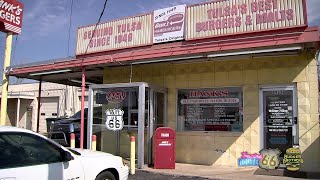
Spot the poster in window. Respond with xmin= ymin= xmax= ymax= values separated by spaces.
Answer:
xmin=177 ymin=87 xmax=243 ymax=132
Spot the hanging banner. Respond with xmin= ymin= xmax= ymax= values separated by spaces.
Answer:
xmin=76 ymin=14 xmax=153 ymax=55
xmin=153 ymin=4 xmax=186 ymax=43
xmin=186 ymin=0 xmax=307 ymax=40
xmin=0 ymin=0 xmax=24 ymax=34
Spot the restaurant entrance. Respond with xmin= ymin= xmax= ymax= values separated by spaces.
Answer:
xmin=260 ymin=85 xmax=298 ymax=157
xmin=87 ymin=82 xmax=167 ymax=168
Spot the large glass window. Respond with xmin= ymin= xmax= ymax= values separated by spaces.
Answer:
xmin=177 ymin=87 xmax=243 ymax=132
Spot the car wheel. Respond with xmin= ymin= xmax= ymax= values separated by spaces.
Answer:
xmin=96 ymin=171 xmax=116 ymax=180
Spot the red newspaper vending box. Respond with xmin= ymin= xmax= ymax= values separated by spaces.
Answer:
xmin=154 ymin=127 xmax=175 ymax=169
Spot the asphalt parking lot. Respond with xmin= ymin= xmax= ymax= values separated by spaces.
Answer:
xmin=128 ymin=170 xmax=212 ymax=180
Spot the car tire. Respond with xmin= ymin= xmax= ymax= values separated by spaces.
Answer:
xmin=95 ymin=171 xmax=116 ymax=180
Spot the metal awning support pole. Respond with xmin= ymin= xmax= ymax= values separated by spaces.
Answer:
xmin=80 ymin=66 xmax=86 ymax=149
xmin=36 ymin=77 xmax=42 ymax=133
xmin=138 ymin=84 xmax=146 ymax=169
xmin=147 ymin=89 xmax=154 ymax=166
xmin=16 ymin=98 xmax=20 ymax=127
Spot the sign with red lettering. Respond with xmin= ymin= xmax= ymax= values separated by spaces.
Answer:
xmin=0 ymin=0 xmax=23 ymax=34
xmin=153 ymin=4 xmax=186 ymax=43
xmin=76 ymin=14 xmax=152 ymax=55
xmin=186 ymin=0 xmax=307 ymax=40
xmin=106 ymin=89 xmax=126 ymax=103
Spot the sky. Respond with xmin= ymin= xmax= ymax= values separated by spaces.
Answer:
xmin=0 ymin=0 xmax=319 ymax=84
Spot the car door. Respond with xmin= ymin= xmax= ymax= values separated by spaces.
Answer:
xmin=0 ymin=132 xmax=84 ymax=180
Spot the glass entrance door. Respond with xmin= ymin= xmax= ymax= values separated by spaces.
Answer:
xmin=87 ymin=83 xmax=166 ymax=169
xmin=260 ymin=86 xmax=298 ymax=157
xmin=147 ymin=90 xmax=166 ymax=166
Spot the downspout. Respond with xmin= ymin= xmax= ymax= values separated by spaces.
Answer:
xmin=36 ymin=77 xmax=42 ymax=133
xmin=80 ymin=66 xmax=86 ymax=149
xmin=317 ymin=50 xmax=320 ymax=125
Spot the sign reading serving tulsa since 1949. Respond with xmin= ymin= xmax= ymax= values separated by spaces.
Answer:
xmin=153 ymin=4 xmax=186 ymax=43
xmin=76 ymin=14 xmax=152 ymax=55
xmin=0 ymin=0 xmax=24 ymax=34
xmin=186 ymin=0 xmax=307 ymax=40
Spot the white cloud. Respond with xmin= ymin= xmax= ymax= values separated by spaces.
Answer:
xmin=21 ymin=0 xmax=70 ymax=39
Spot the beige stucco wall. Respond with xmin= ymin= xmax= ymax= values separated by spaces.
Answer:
xmin=0 ymin=83 xmax=81 ymax=132
xmin=103 ymin=51 xmax=320 ymax=172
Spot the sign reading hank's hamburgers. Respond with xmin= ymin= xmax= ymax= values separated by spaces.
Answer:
xmin=153 ymin=5 xmax=186 ymax=43
xmin=0 ymin=0 xmax=23 ymax=34
xmin=76 ymin=14 xmax=152 ymax=55
xmin=186 ymin=0 xmax=307 ymax=40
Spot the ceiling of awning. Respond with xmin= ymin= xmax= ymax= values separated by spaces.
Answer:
xmin=11 ymin=64 xmax=104 ymax=87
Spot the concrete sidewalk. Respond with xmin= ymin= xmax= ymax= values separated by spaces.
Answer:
xmin=140 ymin=163 xmax=312 ymax=180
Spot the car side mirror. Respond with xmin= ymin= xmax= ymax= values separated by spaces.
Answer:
xmin=62 ymin=151 xmax=74 ymax=162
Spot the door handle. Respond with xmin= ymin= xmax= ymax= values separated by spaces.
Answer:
xmin=294 ymin=117 xmax=298 ymax=124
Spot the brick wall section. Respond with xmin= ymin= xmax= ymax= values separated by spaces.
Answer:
xmin=103 ymin=52 xmax=320 ymax=172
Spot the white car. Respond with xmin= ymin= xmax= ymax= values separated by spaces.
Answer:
xmin=0 ymin=126 xmax=129 ymax=180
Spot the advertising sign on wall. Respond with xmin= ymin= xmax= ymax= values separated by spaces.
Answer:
xmin=186 ymin=0 xmax=307 ymax=40
xmin=0 ymin=0 xmax=24 ymax=34
xmin=153 ymin=4 xmax=186 ymax=43
xmin=76 ymin=14 xmax=153 ymax=55
xmin=238 ymin=152 xmax=263 ymax=167
xmin=283 ymin=147 xmax=304 ymax=171
xmin=259 ymin=148 xmax=281 ymax=170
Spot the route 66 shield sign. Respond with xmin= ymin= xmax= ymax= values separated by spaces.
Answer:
xmin=259 ymin=148 xmax=281 ymax=170
xmin=105 ymin=108 xmax=124 ymax=131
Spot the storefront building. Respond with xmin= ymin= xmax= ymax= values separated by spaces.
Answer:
xmin=9 ymin=0 xmax=320 ymax=174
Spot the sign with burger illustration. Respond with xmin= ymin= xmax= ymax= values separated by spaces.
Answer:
xmin=283 ymin=146 xmax=304 ymax=171
xmin=153 ymin=4 xmax=186 ymax=43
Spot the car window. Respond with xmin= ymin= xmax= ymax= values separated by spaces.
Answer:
xmin=0 ymin=132 xmax=63 ymax=169
xmin=71 ymin=109 xmax=88 ymax=119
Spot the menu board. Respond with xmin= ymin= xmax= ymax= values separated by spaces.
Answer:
xmin=263 ymin=90 xmax=294 ymax=156
xmin=177 ymin=87 xmax=243 ymax=132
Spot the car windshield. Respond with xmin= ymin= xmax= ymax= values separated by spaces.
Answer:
xmin=71 ymin=109 xmax=88 ymax=119
xmin=71 ymin=107 xmax=102 ymax=119
xmin=67 ymin=148 xmax=81 ymax=155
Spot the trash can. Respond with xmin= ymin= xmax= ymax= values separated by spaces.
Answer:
xmin=154 ymin=127 xmax=176 ymax=169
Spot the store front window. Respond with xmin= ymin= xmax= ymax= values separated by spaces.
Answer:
xmin=177 ymin=87 xmax=243 ymax=132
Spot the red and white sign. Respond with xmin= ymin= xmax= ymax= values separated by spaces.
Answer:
xmin=76 ymin=14 xmax=152 ymax=55
xmin=186 ymin=0 xmax=307 ymax=40
xmin=0 ymin=0 xmax=23 ymax=34
xmin=153 ymin=4 xmax=186 ymax=43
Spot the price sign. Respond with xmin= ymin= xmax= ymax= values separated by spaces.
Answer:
xmin=105 ymin=108 xmax=124 ymax=131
